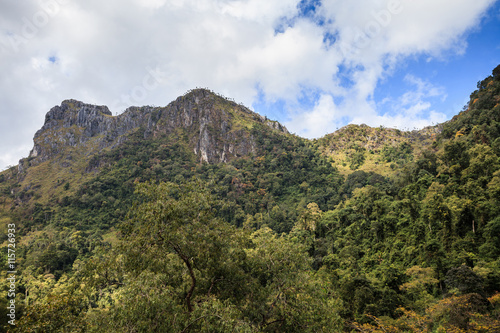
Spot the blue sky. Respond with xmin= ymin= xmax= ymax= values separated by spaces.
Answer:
xmin=258 ymin=0 xmax=500 ymax=134
xmin=0 ymin=0 xmax=499 ymax=168
xmin=373 ymin=5 xmax=500 ymax=127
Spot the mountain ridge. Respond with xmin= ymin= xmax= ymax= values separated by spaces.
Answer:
xmin=13 ymin=63 xmax=500 ymax=176
xmin=1 ymin=64 xmax=500 ymax=332
xmin=20 ymin=88 xmax=443 ymax=176
xmin=8 ymin=67 xmax=498 ymax=207
xmin=8 ymin=87 xmax=450 ymax=205
xmin=23 ymin=88 xmax=290 ymax=170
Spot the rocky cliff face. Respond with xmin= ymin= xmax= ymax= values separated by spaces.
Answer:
xmin=25 ymin=89 xmax=289 ymax=170
xmin=28 ymin=100 xmax=153 ymax=165
xmin=153 ymin=89 xmax=288 ymax=163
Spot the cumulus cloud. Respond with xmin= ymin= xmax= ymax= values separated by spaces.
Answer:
xmin=0 ymin=0 xmax=497 ymax=167
xmin=285 ymin=0 xmax=496 ymax=136
xmin=349 ymin=75 xmax=449 ymax=130
xmin=285 ymin=94 xmax=339 ymax=137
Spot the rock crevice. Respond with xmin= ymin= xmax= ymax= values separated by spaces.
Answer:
xmin=25 ymin=89 xmax=289 ymax=168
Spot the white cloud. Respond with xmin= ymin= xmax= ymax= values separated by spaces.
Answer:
xmin=350 ymin=75 xmax=449 ymax=130
xmin=401 ymin=75 xmax=447 ymax=105
xmin=221 ymin=0 xmax=298 ymax=23
xmin=324 ymin=0 xmax=494 ymax=60
xmin=284 ymin=0 xmax=495 ymax=136
xmin=0 ymin=0 xmax=497 ymax=166
xmin=286 ymin=74 xmax=450 ymax=136
xmin=134 ymin=0 xmax=168 ymax=9
xmin=237 ymin=20 xmax=342 ymax=101
xmin=285 ymin=94 xmax=339 ymax=137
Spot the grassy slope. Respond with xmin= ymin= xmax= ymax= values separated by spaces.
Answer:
xmin=317 ymin=123 xmax=441 ymax=176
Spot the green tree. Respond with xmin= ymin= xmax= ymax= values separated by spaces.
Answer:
xmin=120 ymin=178 xmax=240 ymax=313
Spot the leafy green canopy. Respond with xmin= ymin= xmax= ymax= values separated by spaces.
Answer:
xmin=2 ymin=64 xmax=500 ymax=332
xmin=23 ymin=179 xmax=343 ymax=332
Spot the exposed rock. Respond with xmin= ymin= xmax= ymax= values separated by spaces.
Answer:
xmin=23 ymin=89 xmax=289 ymax=170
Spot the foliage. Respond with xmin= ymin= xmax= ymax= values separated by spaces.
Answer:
xmin=82 ymin=179 xmax=343 ymax=332
xmin=1 ymin=64 xmax=500 ymax=332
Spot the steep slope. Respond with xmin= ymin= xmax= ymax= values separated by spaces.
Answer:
xmin=0 ymin=87 xmax=340 ymax=234
xmin=26 ymin=88 xmax=288 ymax=167
xmin=311 ymin=66 xmax=500 ymax=330
xmin=10 ymin=89 xmax=289 ymax=206
xmin=1 ymin=65 xmax=500 ymax=332
xmin=439 ymin=66 xmax=500 ymax=146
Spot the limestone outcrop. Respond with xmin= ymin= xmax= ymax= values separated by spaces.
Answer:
xmin=24 ymin=89 xmax=289 ymax=170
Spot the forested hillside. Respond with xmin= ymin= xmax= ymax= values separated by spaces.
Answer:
xmin=1 ymin=65 xmax=500 ymax=332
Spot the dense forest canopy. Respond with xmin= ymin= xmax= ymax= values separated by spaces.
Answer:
xmin=1 ymin=65 xmax=500 ymax=332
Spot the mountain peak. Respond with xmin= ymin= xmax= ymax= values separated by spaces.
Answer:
xmin=24 ymin=89 xmax=289 ymax=170
xmin=40 ymin=100 xmax=112 ymax=133
xmin=29 ymin=100 xmax=115 ymax=162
